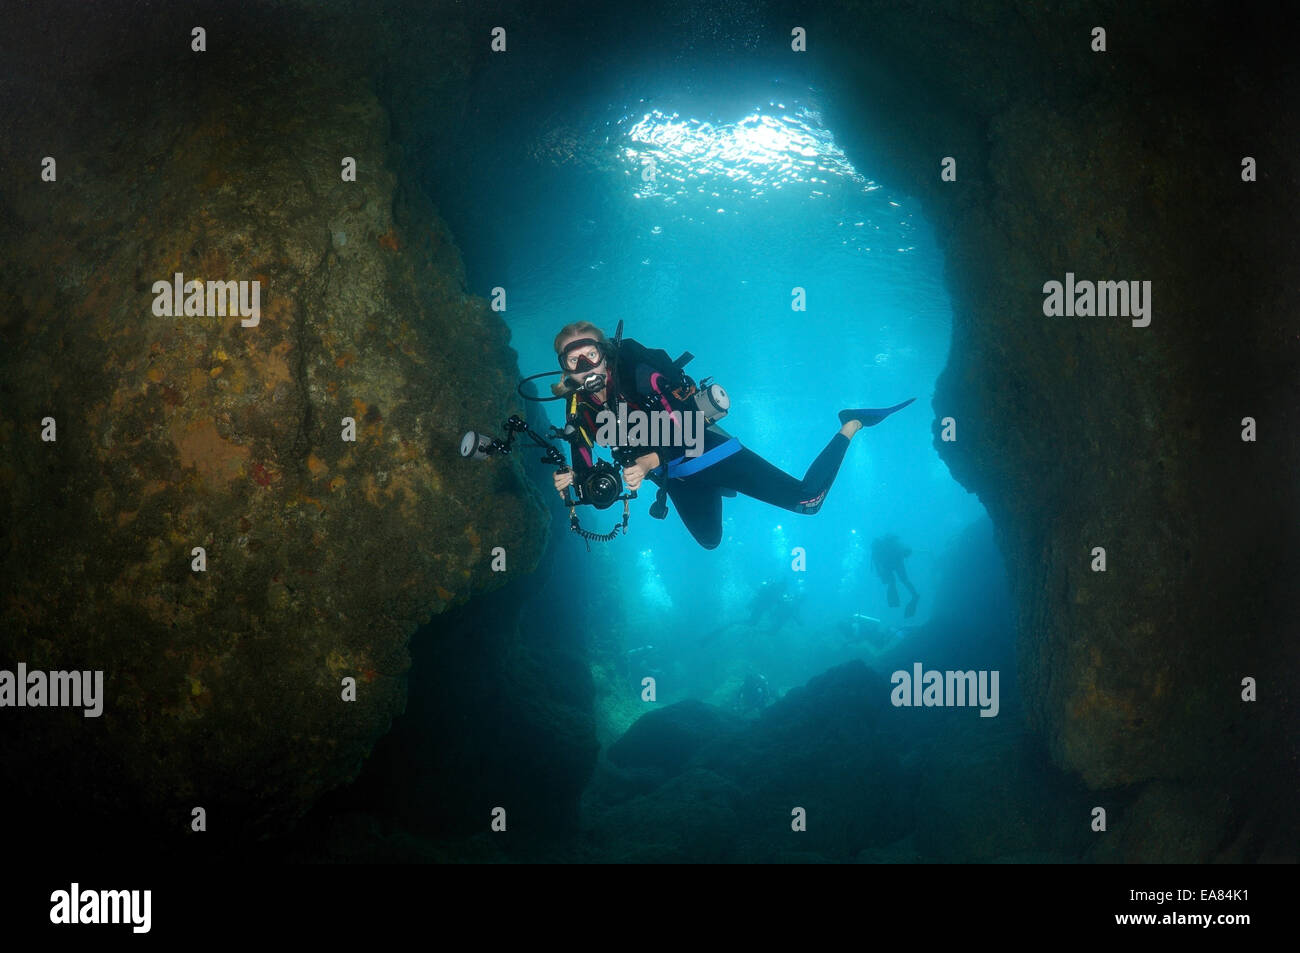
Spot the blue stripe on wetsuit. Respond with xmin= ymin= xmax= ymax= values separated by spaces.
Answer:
xmin=662 ymin=437 xmax=742 ymax=478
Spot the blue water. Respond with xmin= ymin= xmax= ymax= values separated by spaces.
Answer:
xmin=446 ymin=73 xmax=990 ymax=714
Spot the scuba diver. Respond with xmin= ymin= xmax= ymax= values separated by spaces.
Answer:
xmin=745 ymin=578 xmax=802 ymax=629
xmin=696 ymin=578 xmax=803 ymax=646
xmin=702 ymin=577 xmax=800 ymax=642
xmin=839 ymin=613 xmax=897 ymax=653
xmin=736 ymin=672 xmax=773 ymax=715
xmin=871 ymin=533 xmax=920 ymax=618
xmin=621 ymin=644 xmax=664 ymax=686
xmin=547 ymin=321 xmax=916 ymax=549
xmin=839 ymin=614 xmax=909 ymax=666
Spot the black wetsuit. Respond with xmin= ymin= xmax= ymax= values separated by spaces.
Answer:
xmin=565 ymin=339 xmax=854 ymax=549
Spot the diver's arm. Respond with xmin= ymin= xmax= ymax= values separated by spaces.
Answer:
xmin=635 ymin=440 xmax=679 ymax=475
xmin=647 ymin=439 xmax=682 ymax=471
xmin=621 ymin=452 xmax=659 ymax=492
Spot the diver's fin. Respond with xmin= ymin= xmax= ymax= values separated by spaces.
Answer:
xmin=839 ymin=398 xmax=917 ymax=427
xmin=904 ymin=594 xmax=920 ymax=619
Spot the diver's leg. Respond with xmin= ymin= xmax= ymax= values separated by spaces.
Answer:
xmin=896 ymin=564 xmax=919 ymax=597
xmin=666 ymin=481 xmax=725 ymax=549
xmin=792 ymin=434 xmax=853 ymax=512
xmin=904 ymin=592 xmax=920 ymax=618
xmin=703 ymin=434 xmax=851 ymax=515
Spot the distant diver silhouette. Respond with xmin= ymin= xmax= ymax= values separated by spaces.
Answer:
xmin=871 ymin=533 xmax=920 ymax=618
xmin=745 ymin=578 xmax=803 ymax=626
xmin=839 ymin=613 xmax=900 ymax=660
xmin=543 ymin=321 xmax=916 ymax=550
xmin=695 ymin=579 xmax=803 ymax=646
xmin=737 ymin=672 xmax=773 ymax=714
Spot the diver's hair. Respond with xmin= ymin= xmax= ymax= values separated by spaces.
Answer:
xmin=551 ymin=321 xmax=608 ymax=396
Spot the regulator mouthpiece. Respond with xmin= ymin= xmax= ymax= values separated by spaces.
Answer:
xmin=573 ymin=372 xmax=606 ymax=393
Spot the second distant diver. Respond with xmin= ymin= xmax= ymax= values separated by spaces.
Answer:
xmin=871 ymin=533 xmax=920 ymax=618
xmin=548 ymin=321 xmax=915 ymax=550
xmin=745 ymin=578 xmax=802 ymax=629
xmin=736 ymin=672 xmax=773 ymax=714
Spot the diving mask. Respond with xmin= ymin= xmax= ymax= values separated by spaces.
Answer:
xmin=559 ymin=338 xmax=607 ymax=373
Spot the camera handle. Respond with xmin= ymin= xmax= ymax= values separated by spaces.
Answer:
xmin=557 ymin=463 xmax=637 ymax=550
xmin=556 ymin=465 xmax=578 ymax=513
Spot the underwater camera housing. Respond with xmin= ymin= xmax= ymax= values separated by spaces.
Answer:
xmin=458 ymin=414 xmax=635 ymax=506
xmin=457 ymin=413 xmax=638 ymax=548
xmin=572 ymin=445 xmax=645 ymax=510
xmin=572 ymin=459 xmax=623 ymax=509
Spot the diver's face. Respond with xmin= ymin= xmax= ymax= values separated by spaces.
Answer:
xmin=561 ymin=338 xmax=604 ymax=375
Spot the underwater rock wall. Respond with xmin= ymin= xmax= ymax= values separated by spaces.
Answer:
xmin=0 ymin=10 xmax=546 ymax=842
xmin=584 ymin=663 xmax=1091 ymax=863
xmin=300 ymin=395 xmax=600 ymax=849
xmin=816 ymin=0 xmax=1298 ymax=850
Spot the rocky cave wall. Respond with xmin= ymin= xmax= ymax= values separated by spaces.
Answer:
xmin=806 ymin=0 xmax=1298 ymax=851
xmin=0 ymin=4 xmax=549 ymax=846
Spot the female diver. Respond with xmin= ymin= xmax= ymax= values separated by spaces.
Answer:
xmin=548 ymin=321 xmax=914 ymax=550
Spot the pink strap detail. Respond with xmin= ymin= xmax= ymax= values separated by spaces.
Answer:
xmin=648 ymin=372 xmax=683 ymax=431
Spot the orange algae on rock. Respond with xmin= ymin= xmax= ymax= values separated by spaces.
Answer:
xmin=169 ymin=417 xmax=250 ymax=485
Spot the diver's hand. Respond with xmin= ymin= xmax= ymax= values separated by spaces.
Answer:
xmin=553 ymin=469 xmax=574 ymax=496
xmin=622 ymin=453 xmax=660 ymax=491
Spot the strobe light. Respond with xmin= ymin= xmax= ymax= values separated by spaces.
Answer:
xmin=460 ymin=430 xmax=494 ymax=460
xmin=695 ymin=382 xmax=730 ymax=423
